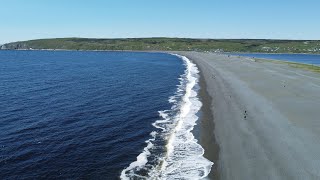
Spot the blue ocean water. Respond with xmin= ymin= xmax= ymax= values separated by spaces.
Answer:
xmin=230 ymin=53 xmax=320 ymax=66
xmin=0 ymin=50 xmax=185 ymax=179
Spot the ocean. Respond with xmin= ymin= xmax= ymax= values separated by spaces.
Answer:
xmin=230 ymin=53 xmax=320 ymax=66
xmin=0 ymin=50 xmax=212 ymax=179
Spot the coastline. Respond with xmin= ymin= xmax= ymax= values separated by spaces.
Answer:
xmin=0 ymin=48 xmax=165 ymax=53
xmin=2 ymin=49 xmax=320 ymax=69
xmin=121 ymin=54 xmax=213 ymax=179
xmin=197 ymin=67 xmax=220 ymax=179
xmin=176 ymin=51 xmax=320 ymax=180
xmin=225 ymin=51 xmax=320 ymax=55
xmin=2 ymin=48 xmax=320 ymax=55
xmin=227 ymin=53 xmax=320 ymax=68
xmin=3 ymin=49 xmax=320 ymax=179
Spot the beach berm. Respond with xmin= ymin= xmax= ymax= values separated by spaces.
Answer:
xmin=177 ymin=52 xmax=320 ymax=180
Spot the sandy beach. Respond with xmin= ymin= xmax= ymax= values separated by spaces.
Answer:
xmin=177 ymin=52 xmax=320 ymax=180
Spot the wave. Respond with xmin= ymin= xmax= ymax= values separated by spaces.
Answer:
xmin=120 ymin=54 xmax=213 ymax=179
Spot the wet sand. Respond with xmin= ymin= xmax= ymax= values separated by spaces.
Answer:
xmin=198 ymin=70 xmax=220 ymax=180
xmin=177 ymin=52 xmax=320 ymax=180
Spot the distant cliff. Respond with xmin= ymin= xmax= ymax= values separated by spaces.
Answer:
xmin=0 ymin=44 xmax=7 ymax=49
xmin=1 ymin=42 xmax=36 ymax=50
xmin=2 ymin=38 xmax=320 ymax=53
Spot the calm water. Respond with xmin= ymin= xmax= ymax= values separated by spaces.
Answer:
xmin=230 ymin=53 xmax=320 ymax=66
xmin=0 ymin=50 xmax=185 ymax=179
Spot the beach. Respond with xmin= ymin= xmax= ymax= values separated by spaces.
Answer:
xmin=177 ymin=52 xmax=320 ymax=180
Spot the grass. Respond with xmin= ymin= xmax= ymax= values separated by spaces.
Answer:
xmin=284 ymin=62 xmax=320 ymax=73
xmin=254 ymin=58 xmax=320 ymax=73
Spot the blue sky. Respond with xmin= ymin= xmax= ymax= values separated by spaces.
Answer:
xmin=1 ymin=0 xmax=319 ymax=44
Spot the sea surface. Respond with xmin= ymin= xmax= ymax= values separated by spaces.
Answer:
xmin=230 ymin=53 xmax=320 ymax=66
xmin=0 ymin=50 xmax=212 ymax=179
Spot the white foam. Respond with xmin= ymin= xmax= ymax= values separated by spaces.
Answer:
xmin=120 ymin=54 xmax=213 ymax=180
xmin=120 ymin=131 xmax=157 ymax=180
xmin=157 ymin=54 xmax=213 ymax=179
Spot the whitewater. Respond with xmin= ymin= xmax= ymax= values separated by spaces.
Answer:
xmin=120 ymin=54 xmax=213 ymax=179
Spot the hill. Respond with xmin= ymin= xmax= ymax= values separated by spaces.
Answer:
xmin=1 ymin=38 xmax=320 ymax=53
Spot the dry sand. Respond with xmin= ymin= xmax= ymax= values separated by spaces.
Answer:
xmin=177 ymin=52 xmax=320 ymax=180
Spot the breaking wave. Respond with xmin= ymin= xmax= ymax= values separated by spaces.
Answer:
xmin=120 ymin=54 xmax=213 ymax=180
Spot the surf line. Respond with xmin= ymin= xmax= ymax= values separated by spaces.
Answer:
xmin=121 ymin=54 xmax=213 ymax=179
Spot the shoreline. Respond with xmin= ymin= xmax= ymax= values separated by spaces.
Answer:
xmin=197 ymin=66 xmax=220 ymax=179
xmin=2 ymin=49 xmax=320 ymax=68
xmin=177 ymin=51 xmax=320 ymax=180
xmin=0 ymin=48 xmax=165 ymax=53
xmin=225 ymin=51 xmax=320 ymax=55
xmin=2 ymin=48 xmax=320 ymax=55
xmin=227 ymin=53 xmax=320 ymax=67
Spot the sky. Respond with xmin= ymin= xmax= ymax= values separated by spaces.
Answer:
xmin=1 ymin=0 xmax=320 ymax=44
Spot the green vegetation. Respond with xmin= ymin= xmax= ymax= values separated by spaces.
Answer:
xmin=288 ymin=63 xmax=320 ymax=73
xmin=254 ymin=58 xmax=320 ymax=73
xmin=1 ymin=38 xmax=320 ymax=53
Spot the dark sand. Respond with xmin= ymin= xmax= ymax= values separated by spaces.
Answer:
xmin=177 ymin=52 xmax=320 ymax=180
xmin=198 ymin=70 xmax=220 ymax=180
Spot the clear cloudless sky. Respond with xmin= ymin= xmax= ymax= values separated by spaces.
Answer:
xmin=1 ymin=0 xmax=320 ymax=44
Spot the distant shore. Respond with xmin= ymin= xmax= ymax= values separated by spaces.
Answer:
xmin=177 ymin=52 xmax=320 ymax=179
xmin=2 ymin=38 xmax=320 ymax=54
xmin=0 ymin=48 xmax=159 ymax=52
xmin=1 ymin=48 xmax=320 ymax=55
xmin=2 ymin=49 xmax=320 ymax=70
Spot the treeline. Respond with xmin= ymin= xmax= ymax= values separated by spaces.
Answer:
xmin=1 ymin=38 xmax=320 ymax=53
